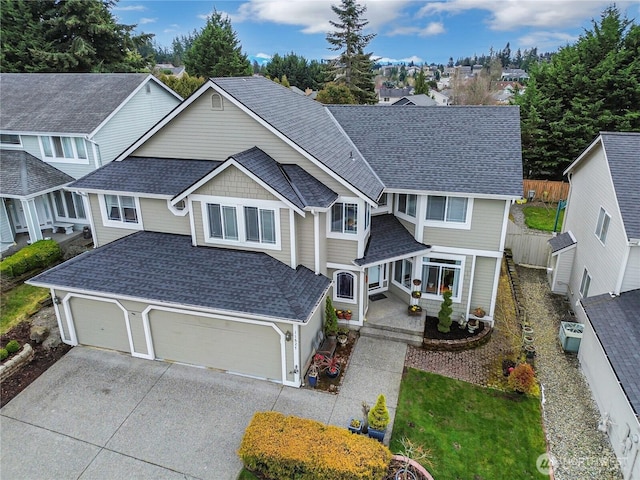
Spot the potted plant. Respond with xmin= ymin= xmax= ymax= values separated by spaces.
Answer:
xmin=314 ymin=353 xmax=341 ymax=378
xmin=437 ymin=290 xmax=453 ymax=333
xmin=467 ymin=317 xmax=479 ymax=333
xmin=307 ymin=363 xmax=319 ymax=388
xmin=348 ymin=418 xmax=362 ymax=434
xmin=407 ymin=304 xmax=422 ymax=316
xmin=336 ymin=309 xmax=345 ymax=319
xmin=411 ymin=290 xmax=422 ymax=299
xmin=508 ymin=363 xmax=536 ymax=394
xmin=368 ymin=394 xmax=390 ymax=442
xmin=473 ymin=306 xmax=486 ymax=318
xmin=412 ymin=279 xmax=422 ymax=286
xmin=394 ymin=437 xmax=434 ymax=480
xmin=325 ymin=298 xmax=339 ymax=338
xmin=337 ymin=327 xmax=349 ymax=346
xmin=344 ymin=309 xmax=352 ymax=320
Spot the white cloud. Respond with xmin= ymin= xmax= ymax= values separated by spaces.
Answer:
xmin=112 ymin=5 xmax=145 ymax=12
xmin=417 ymin=0 xmax=612 ymax=31
xmin=227 ymin=0 xmax=414 ymax=35
xmin=138 ymin=17 xmax=157 ymax=25
xmin=374 ymin=55 xmax=425 ymax=64
xmin=517 ymin=31 xmax=578 ymax=51
xmin=386 ymin=21 xmax=445 ymax=37
xmin=255 ymin=53 xmax=272 ymax=59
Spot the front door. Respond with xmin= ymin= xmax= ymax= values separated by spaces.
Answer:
xmin=34 ymin=196 xmax=53 ymax=229
xmin=5 ymin=199 xmax=27 ymax=233
xmin=367 ymin=264 xmax=388 ymax=294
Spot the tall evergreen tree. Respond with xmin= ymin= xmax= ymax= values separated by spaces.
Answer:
xmin=326 ymin=0 xmax=377 ymax=104
xmin=183 ymin=10 xmax=251 ymax=78
xmin=1 ymin=0 xmax=150 ymax=72
xmin=413 ymin=68 xmax=428 ymax=95
xmin=514 ymin=6 xmax=640 ymax=179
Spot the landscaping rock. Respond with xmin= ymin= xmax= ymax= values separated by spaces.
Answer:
xmin=29 ymin=325 xmax=49 ymax=344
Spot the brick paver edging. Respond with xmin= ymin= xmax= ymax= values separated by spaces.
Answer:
xmin=422 ymin=325 xmax=492 ymax=351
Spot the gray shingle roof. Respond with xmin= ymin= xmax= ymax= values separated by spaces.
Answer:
xmin=29 ymin=231 xmax=331 ymax=322
xmin=600 ymin=132 xmax=640 ymax=239
xmin=0 ymin=73 xmax=151 ymax=134
xmin=70 ymin=157 xmax=221 ymax=196
xmin=327 ymin=105 xmax=523 ymax=196
xmin=232 ymin=147 xmax=337 ymax=210
xmin=211 ymin=76 xmax=384 ymax=202
xmin=548 ymin=232 xmax=576 ymax=253
xmin=0 ymin=149 xmax=73 ymax=197
xmin=392 ymin=95 xmax=438 ymax=106
xmin=582 ymin=289 xmax=640 ymax=416
xmin=355 ymin=214 xmax=431 ymax=266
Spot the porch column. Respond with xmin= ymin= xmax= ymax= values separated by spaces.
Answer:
xmin=22 ymin=199 xmax=43 ymax=245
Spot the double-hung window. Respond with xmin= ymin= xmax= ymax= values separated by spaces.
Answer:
xmin=205 ymin=201 xmax=279 ymax=247
xmin=101 ymin=194 xmax=141 ymax=228
xmin=52 ymin=191 xmax=86 ymax=220
xmin=595 ymin=207 xmax=610 ymax=244
xmin=331 ymin=202 xmax=358 ymax=234
xmin=0 ymin=134 xmax=20 ymax=146
xmin=579 ymin=268 xmax=591 ymax=297
xmin=40 ymin=136 xmax=88 ymax=162
xmin=422 ymin=256 xmax=463 ymax=300
xmin=397 ymin=194 xmax=417 ymax=218
xmin=425 ymin=196 xmax=470 ymax=226
xmin=393 ymin=259 xmax=413 ymax=289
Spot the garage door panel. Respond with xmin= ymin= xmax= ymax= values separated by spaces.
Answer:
xmin=70 ymin=298 xmax=130 ymax=353
xmin=149 ymin=310 xmax=281 ymax=381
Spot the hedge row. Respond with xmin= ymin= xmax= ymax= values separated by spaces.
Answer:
xmin=0 ymin=239 xmax=62 ymax=278
xmin=238 ymin=411 xmax=392 ymax=480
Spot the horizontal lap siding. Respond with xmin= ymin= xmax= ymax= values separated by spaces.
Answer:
xmin=327 ymin=238 xmax=357 ymax=265
xmin=424 ymin=199 xmax=506 ymax=251
xmin=194 ymin=164 xmax=278 ymax=200
xmin=21 ymin=135 xmax=97 ymax=179
xmin=88 ymin=194 xmax=135 ymax=246
xmin=622 ymin=247 xmax=640 ymax=291
xmin=139 ymin=198 xmax=189 ymax=235
xmin=133 ymin=90 xmax=353 ymax=196
xmin=470 ymin=257 xmax=496 ymax=313
xmin=93 ymin=82 xmax=180 ymax=164
xmin=300 ymin=301 xmax=324 ymax=372
xmin=296 ymin=213 xmax=316 ymax=271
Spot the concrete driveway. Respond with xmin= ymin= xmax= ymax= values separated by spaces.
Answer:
xmin=1 ymin=337 xmax=405 ymax=480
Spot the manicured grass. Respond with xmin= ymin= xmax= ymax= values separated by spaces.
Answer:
xmin=391 ymin=369 xmax=547 ymax=480
xmin=0 ymin=283 xmax=49 ymax=335
xmin=522 ymin=205 xmax=564 ymax=231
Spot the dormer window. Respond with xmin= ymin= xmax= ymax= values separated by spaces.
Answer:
xmin=40 ymin=136 xmax=88 ymax=162
xmin=211 ymin=93 xmax=223 ymax=110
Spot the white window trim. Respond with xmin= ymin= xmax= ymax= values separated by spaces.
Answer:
xmin=39 ymin=135 xmax=90 ymax=164
xmin=198 ymin=196 xmax=282 ymax=250
xmin=395 ymin=193 xmax=418 ymax=223
xmin=167 ymin=198 xmax=189 ymax=216
xmin=97 ymin=194 xmax=144 ymax=230
xmin=391 ymin=258 xmax=414 ymax=292
xmin=50 ymin=191 xmax=87 ymax=222
xmin=372 ymin=192 xmax=392 ymax=215
xmin=594 ymin=206 xmax=610 ymax=245
xmin=579 ymin=268 xmax=591 ymax=298
xmin=333 ymin=270 xmax=357 ymax=304
xmin=425 ymin=196 xmax=473 ymax=230
xmin=421 ymin=252 xmax=466 ymax=303
xmin=326 ymin=197 xmax=362 ymax=240
xmin=0 ymin=134 xmax=22 ymax=148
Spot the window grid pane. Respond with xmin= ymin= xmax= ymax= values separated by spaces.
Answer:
xmin=208 ymin=204 xmax=223 ymax=238
xmin=53 ymin=191 xmax=65 ymax=217
xmin=106 ymin=195 xmax=121 ymax=221
xmin=222 ymin=206 xmax=238 ymax=240
xmin=64 ymin=191 xmax=77 ymax=218
xmin=446 ymin=197 xmax=467 ymax=222
xmin=331 ymin=203 xmax=343 ymax=232
xmin=426 ymin=196 xmax=446 ymax=220
xmin=403 ymin=259 xmax=412 ymax=288
xmin=61 ymin=137 xmax=74 ymax=158
xmin=260 ymin=209 xmax=276 ymax=244
xmin=345 ymin=203 xmax=357 ymax=233
xmin=73 ymin=193 xmax=86 ymax=219
xmin=337 ymin=272 xmax=354 ymax=299
xmin=407 ymin=195 xmax=417 ymax=217
xmin=74 ymin=138 xmax=87 ymax=159
xmin=42 ymin=137 xmax=53 ymax=157
xmin=244 ymin=206 xmax=260 ymax=242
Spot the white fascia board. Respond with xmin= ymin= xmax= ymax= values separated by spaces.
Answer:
xmin=174 ymin=158 xmax=305 ymax=216
xmin=65 ymin=187 xmax=171 ymax=200
xmin=353 ymin=247 xmax=432 ymax=269
xmin=3 ymin=183 xmax=73 ymax=201
xmin=5 ymin=130 xmax=88 ymax=137
xmin=89 ymin=75 xmax=181 ymax=139
xmin=25 ymin=280 xmax=319 ymax=326
xmin=114 ymin=80 xmax=219 ymax=162
xmin=551 ymin=243 xmax=577 ymax=257
xmin=430 ymin=245 xmax=503 ymax=258
xmin=384 ymin=188 xmax=519 ymax=201
xmin=563 ymin=135 xmax=603 ymax=175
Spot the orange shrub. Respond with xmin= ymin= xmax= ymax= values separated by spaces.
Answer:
xmin=508 ymin=363 xmax=537 ymax=394
xmin=238 ymin=411 xmax=392 ymax=480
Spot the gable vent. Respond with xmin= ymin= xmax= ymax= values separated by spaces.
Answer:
xmin=211 ymin=93 xmax=223 ymax=110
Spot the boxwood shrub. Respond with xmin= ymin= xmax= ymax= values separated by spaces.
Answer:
xmin=5 ymin=340 xmax=20 ymax=354
xmin=0 ymin=239 xmax=62 ymax=278
xmin=238 ymin=411 xmax=392 ymax=480
xmin=0 ymin=348 xmax=8 ymax=361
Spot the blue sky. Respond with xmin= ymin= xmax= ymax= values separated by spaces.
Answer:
xmin=113 ymin=1 xmax=640 ymax=65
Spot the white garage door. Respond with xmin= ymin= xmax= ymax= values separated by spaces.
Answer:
xmin=149 ymin=309 xmax=282 ymax=382
xmin=70 ymin=297 xmax=130 ymax=353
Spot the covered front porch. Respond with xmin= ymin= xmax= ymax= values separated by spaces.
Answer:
xmin=363 ymin=289 xmax=426 ymax=346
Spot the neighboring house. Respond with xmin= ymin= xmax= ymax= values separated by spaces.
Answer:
xmin=547 ymin=132 xmax=640 ymax=479
xmin=29 ymin=76 xmax=523 ymax=388
xmin=154 ymin=63 xmax=186 ymax=78
xmin=392 ymin=94 xmax=438 ymax=106
xmin=378 ymin=87 xmax=412 ymax=104
xmin=501 ymin=69 xmax=529 ymax=82
xmin=0 ymin=73 xmax=182 ymax=251
xmin=429 ymin=88 xmax=453 ymax=106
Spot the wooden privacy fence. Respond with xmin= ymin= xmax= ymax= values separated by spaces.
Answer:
xmin=505 ymin=221 xmax=552 ymax=267
xmin=523 ymin=180 xmax=569 ymax=203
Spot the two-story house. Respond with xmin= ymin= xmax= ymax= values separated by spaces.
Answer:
xmin=0 ymin=73 xmax=182 ymax=251
xmin=547 ymin=132 xmax=640 ymax=479
xmin=29 ymin=76 xmax=522 ymax=388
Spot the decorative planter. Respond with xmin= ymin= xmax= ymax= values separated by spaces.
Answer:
xmin=408 ymin=305 xmax=423 ymax=316
xmin=411 ymin=291 xmax=422 ymax=299
xmin=395 ymin=468 xmax=418 ymax=480
xmin=344 ymin=312 xmax=352 ymax=320
xmin=368 ymin=427 xmax=386 ymax=442
xmin=326 ymin=366 xmax=340 ymax=378
xmin=522 ymin=325 xmax=534 ymax=336
xmin=524 ymin=345 xmax=536 ymax=358
xmin=412 ymin=279 xmax=422 ymax=286
xmin=523 ymin=335 xmax=534 ymax=345
xmin=337 ymin=310 xmax=345 ymax=319
xmin=348 ymin=418 xmax=362 ymax=434
xmin=467 ymin=320 xmax=479 ymax=333
xmin=337 ymin=334 xmax=348 ymax=346
xmin=308 ymin=374 xmax=318 ymax=388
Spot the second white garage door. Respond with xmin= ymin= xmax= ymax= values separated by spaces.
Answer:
xmin=148 ymin=309 xmax=283 ymax=382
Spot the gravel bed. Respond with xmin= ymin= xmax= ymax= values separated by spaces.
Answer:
xmin=516 ymin=266 xmax=622 ymax=479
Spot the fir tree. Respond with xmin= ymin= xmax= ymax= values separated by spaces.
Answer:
xmin=437 ymin=290 xmax=453 ymax=333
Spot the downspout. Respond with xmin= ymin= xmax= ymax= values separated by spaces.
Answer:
xmin=313 ymin=210 xmax=320 ymax=275
xmin=77 ymin=192 xmax=98 ymax=248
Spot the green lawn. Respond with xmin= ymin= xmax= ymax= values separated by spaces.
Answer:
xmin=390 ymin=369 xmax=547 ymax=480
xmin=522 ymin=205 xmax=564 ymax=231
xmin=1 ymin=283 xmax=49 ymax=335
